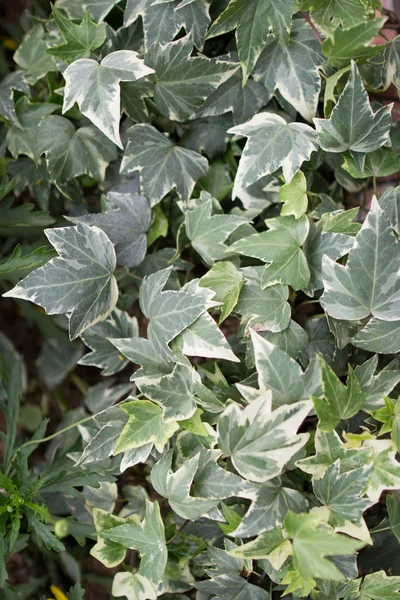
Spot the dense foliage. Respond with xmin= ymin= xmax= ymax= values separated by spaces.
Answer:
xmin=0 ymin=0 xmax=400 ymax=598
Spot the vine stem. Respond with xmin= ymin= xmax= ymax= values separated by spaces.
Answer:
xmin=371 ymin=526 xmax=391 ymax=534
xmin=300 ymin=11 xmax=323 ymax=43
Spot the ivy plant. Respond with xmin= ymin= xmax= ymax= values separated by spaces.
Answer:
xmin=0 ymin=0 xmax=400 ymax=598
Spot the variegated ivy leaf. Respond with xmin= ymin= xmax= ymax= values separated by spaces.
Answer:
xmin=14 ymin=24 xmax=58 ymax=84
xmin=301 ymin=0 xmax=370 ymax=33
xmin=185 ymin=194 xmax=249 ymax=266
xmin=77 ymin=406 xmax=129 ymax=466
xmin=191 ymin=447 xmax=252 ymax=500
xmin=207 ymin=0 xmax=297 ymax=83
xmin=313 ymin=461 xmax=373 ymax=528
xmin=356 ymin=571 xmax=400 ymax=600
xmin=91 ymin=508 xmax=141 ymax=568
xmin=229 ymin=113 xmax=318 ymax=197
xmin=314 ymin=62 xmax=393 ymax=156
xmin=102 ymin=500 xmax=167 ymax=584
xmin=0 ymin=72 xmax=29 ymax=126
xmin=230 ymin=215 xmax=310 ymax=291
xmin=376 ymin=186 xmax=400 ymax=233
xmin=352 ymin=318 xmax=400 ymax=354
xmin=364 ymin=439 xmax=400 ymax=502
xmin=124 ymin=0 xmax=183 ymax=48
xmin=121 ymin=124 xmax=208 ymax=205
xmin=384 ymin=37 xmax=400 ymax=95
xmin=217 ymin=393 xmax=312 ymax=483
xmin=278 ymin=171 xmax=308 ymax=219
xmin=251 ymin=330 xmax=321 ymax=407
xmin=62 ymin=51 xmax=155 ymax=148
xmin=244 ymin=320 xmax=309 ymax=369
xmin=314 ymin=357 xmax=365 ymax=432
xmin=112 ymin=572 xmax=157 ymax=600
xmin=228 ymin=526 xmax=292 ymax=571
xmin=68 ymin=192 xmax=151 ymax=268
xmin=322 ymin=18 xmax=387 ymax=68
xmin=196 ymin=572 xmax=269 ymax=600
xmin=83 ymin=0 xmax=121 ymax=22
xmin=4 ymin=224 xmax=118 ymax=340
xmin=321 ymin=198 xmax=400 ymax=322
xmin=47 ymin=7 xmax=107 ymax=63
xmin=37 ymin=116 xmax=117 ymax=186
xmin=354 ymin=355 xmax=400 ymax=411
xmin=145 ymin=35 xmax=237 ymax=122
xmin=254 ymin=20 xmax=325 ymax=122
xmin=199 ymin=261 xmax=244 ymax=324
xmin=174 ymin=0 xmax=211 ymax=50
xmin=113 ymin=399 xmax=179 ymax=455
xmin=150 ymin=449 xmax=220 ymax=520
xmin=79 ymin=309 xmax=139 ymax=375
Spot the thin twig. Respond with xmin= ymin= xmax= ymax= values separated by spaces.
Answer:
xmin=300 ymin=11 xmax=323 ymax=43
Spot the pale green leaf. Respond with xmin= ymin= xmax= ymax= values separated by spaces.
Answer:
xmin=358 ymin=570 xmax=400 ymax=599
xmin=364 ymin=439 xmax=400 ymax=501
xmin=322 ymin=19 xmax=387 ymax=68
xmin=112 ymin=572 xmax=157 ymax=600
xmin=199 ymin=261 xmax=244 ymax=324
xmin=320 ymin=208 xmax=361 ymax=236
xmin=90 ymin=508 xmax=140 ymax=568
xmin=14 ymin=24 xmax=58 ymax=84
xmin=279 ymin=170 xmax=308 ymax=219
xmin=303 ymin=0 xmax=370 ymax=33
xmin=235 ymin=276 xmax=291 ymax=333
xmin=342 ymin=148 xmax=400 ymax=179
xmin=352 ymin=318 xmax=400 ymax=354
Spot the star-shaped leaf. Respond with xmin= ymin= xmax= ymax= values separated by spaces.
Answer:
xmin=322 ymin=19 xmax=387 ymax=68
xmin=218 ymin=393 xmax=312 ymax=483
xmin=145 ymin=35 xmax=237 ymax=122
xmin=102 ymin=500 xmax=167 ymax=584
xmin=185 ymin=194 xmax=249 ymax=266
xmin=3 ymin=223 xmax=118 ymax=340
xmin=355 ymin=355 xmax=400 ymax=411
xmin=112 ymin=572 xmax=157 ymax=600
xmin=68 ymin=192 xmax=151 ymax=268
xmin=48 ymin=7 xmax=107 ymax=63
xmin=229 ymin=113 xmax=318 ymax=197
xmin=62 ymin=51 xmax=154 ymax=147
xmin=121 ymin=124 xmax=208 ymax=206
xmin=90 ymin=508 xmax=140 ymax=568
xmin=199 ymin=261 xmax=244 ymax=324
xmin=114 ymin=399 xmax=178 ymax=454
xmin=14 ymin=24 xmax=58 ymax=84
xmin=150 ymin=449 xmax=220 ymax=520
xmin=364 ymin=439 xmax=400 ymax=501
xmin=314 ymin=61 xmax=392 ymax=155
xmin=320 ymin=198 xmax=400 ymax=322
xmin=79 ymin=309 xmax=139 ymax=375
xmin=357 ymin=571 xmax=400 ymax=600
xmin=302 ymin=0 xmax=370 ymax=33
xmin=37 ymin=115 xmax=117 ymax=186
xmin=191 ymin=447 xmax=252 ymax=500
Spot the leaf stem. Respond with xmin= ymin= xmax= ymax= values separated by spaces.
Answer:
xmin=371 ymin=525 xmax=391 ymax=534
xmin=300 ymin=11 xmax=323 ymax=43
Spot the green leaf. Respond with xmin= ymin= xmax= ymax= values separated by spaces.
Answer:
xmin=387 ymin=494 xmax=400 ymax=543
xmin=147 ymin=204 xmax=168 ymax=247
xmin=79 ymin=309 xmax=138 ymax=375
xmin=254 ymin=20 xmax=325 ymax=122
xmin=145 ymin=35 xmax=237 ymax=122
xmin=0 ymin=72 xmax=29 ymax=126
xmin=218 ymin=394 xmax=312 ymax=483
xmin=322 ymin=19 xmax=387 ymax=68
xmin=365 ymin=439 xmax=400 ymax=501
xmin=0 ymin=196 xmax=54 ymax=228
xmin=352 ymin=318 xmax=400 ymax=354
xmin=321 ymin=198 xmax=400 ymax=321
xmin=48 ymin=7 xmax=107 ymax=63
xmin=321 ymin=207 xmax=361 ymax=236
xmin=228 ymin=526 xmax=292 ymax=570
xmin=150 ymin=450 xmax=220 ymax=520
xmin=6 ymin=97 xmax=59 ymax=160
xmin=302 ymin=0 xmax=370 ymax=33
xmin=114 ymin=399 xmax=178 ymax=454
xmin=355 ymin=355 xmax=400 ymax=411
xmin=207 ymin=0 xmax=297 ymax=82
xmin=83 ymin=0 xmax=121 ymax=22
xmin=102 ymin=500 xmax=167 ymax=584
xmin=14 ymin=24 xmax=57 ymax=84
xmin=314 ymin=358 xmax=365 ymax=431
xmin=230 ymin=215 xmax=311 ymax=291
xmin=0 ymin=245 xmax=55 ymax=283
xmin=124 ymin=0 xmax=183 ymax=48
xmin=90 ymin=508 xmax=140 ymax=568
xmin=199 ymin=261 xmax=244 ymax=324
xmin=112 ymin=572 xmax=157 ymax=600
xmin=191 ymin=447 xmax=251 ymax=500
xmin=121 ymin=124 xmax=208 ymax=206
xmin=314 ymin=62 xmax=392 ymax=155
xmin=68 ymin=192 xmax=151 ymax=268
xmin=357 ymin=570 xmax=400 ymax=599
xmin=283 ymin=509 xmax=364 ymax=594
xmin=185 ymin=194 xmax=248 ymax=266
xmin=4 ymin=223 xmax=118 ymax=340
xmin=229 ymin=113 xmax=318 ymax=197
xmin=342 ymin=147 xmax=400 ymax=179
xmin=279 ymin=170 xmax=308 ymax=219
xmin=62 ymin=51 xmax=154 ymax=147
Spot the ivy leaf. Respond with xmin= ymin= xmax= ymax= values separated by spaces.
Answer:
xmin=114 ymin=400 xmax=179 ymax=455
xmin=355 ymin=355 xmax=400 ymax=411
xmin=314 ymin=62 xmax=393 ymax=155
xmin=48 ymin=7 xmax=107 ymax=63
xmin=3 ymin=223 xmax=118 ymax=340
xmin=313 ymin=357 xmax=365 ymax=432
xmin=185 ymin=195 xmax=248 ymax=266
xmin=121 ymin=124 xmax=208 ymax=205
xmin=342 ymin=148 xmax=400 ymax=179
xmin=102 ymin=500 xmax=167 ymax=584
xmin=228 ymin=526 xmax=292 ymax=570
xmin=302 ymin=0 xmax=370 ymax=33
xmin=191 ymin=447 xmax=251 ymax=500
xmin=0 ymin=196 xmax=54 ymax=228
xmin=283 ymin=509 xmax=364 ymax=594
xmin=145 ymin=35 xmax=237 ymax=122
xmin=0 ymin=72 xmax=29 ymax=126
xmin=320 ymin=208 xmax=361 ymax=236
xmin=207 ymin=0 xmax=297 ymax=83
xmin=90 ymin=507 xmax=140 ymax=568
xmin=254 ymin=20 xmax=325 ymax=122
xmin=251 ymin=330 xmax=320 ymax=407
xmin=62 ymin=51 xmax=154 ymax=148
xmin=230 ymin=215 xmax=311 ymax=291
xmin=380 ymin=186 xmax=400 ymax=234
xmin=0 ymin=246 xmax=55 ymax=283
xmin=357 ymin=571 xmax=400 ymax=600
xmin=364 ymin=439 xmax=400 ymax=501
xmin=217 ymin=394 xmax=312 ymax=483
xmin=352 ymin=318 xmax=400 ymax=354
xmin=322 ymin=19 xmax=387 ymax=68
xmin=150 ymin=450 xmax=220 ymax=520
xmin=313 ymin=461 xmax=373 ymax=527
xmin=79 ymin=309 xmax=139 ymax=375
xmin=199 ymin=261 xmax=244 ymax=324
xmin=235 ymin=275 xmax=291 ymax=333
xmin=278 ymin=171 xmax=308 ymax=219
xmin=68 ymin=192 xmax=151 ymax=268
xmin=14 ymin=24 xmax=57 ymax=84
xmin=229 ymin=113 xmax=318 ymax=196
xmin=196 ymin=572 xmax=269 ymax=600
xmin=175 ymin=0 xmax=211 ymax=50
xmin=112 ymin=572 xmax=157 ymax=600
xmin=37 ymin=115 xmax=117 ymax=186
xmin=320 ymin=198 xmax=400 ymax=322
xmin=83 ymin=0 xmax=121 ymax=22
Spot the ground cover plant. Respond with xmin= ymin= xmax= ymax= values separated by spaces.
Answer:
xmin=0 ymin=0 xmax=400 ymax=598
